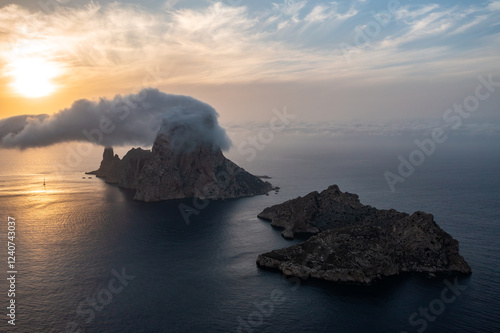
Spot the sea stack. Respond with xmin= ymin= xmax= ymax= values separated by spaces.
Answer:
xmin=88 ymin=127 xmax=273 ymax=202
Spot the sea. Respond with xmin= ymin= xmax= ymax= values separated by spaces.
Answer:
xmin=0 ymin=137 xmax=499 ymax=333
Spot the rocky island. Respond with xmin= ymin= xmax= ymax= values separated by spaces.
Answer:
xmin=88 ymin=128 xmax=273 ymax=202
xmin=257 ymin=185 xmax=472 ymax=284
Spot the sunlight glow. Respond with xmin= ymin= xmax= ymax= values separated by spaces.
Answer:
xmin=8 ymin=58 xmax=62 ymax=98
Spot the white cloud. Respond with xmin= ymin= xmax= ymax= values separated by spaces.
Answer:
xmin=400 ymin=7 xmax=454 ymax=38
xmin=273 ymin=0 xmax=307 ymax=18
xmin=395 ymin=4 xmax=440 ymax=22
xmin=449 ymin=15 xmax=488 ymax=35
xmin=305 ymin=4 xmax=329 ymax=22
xmin=305 ymin=3 xmax=357 ymax=23
xmin=488 ymin=1 xmax=500 ymax=11
xmin=378 ymin=4 xmax=490 ymax=49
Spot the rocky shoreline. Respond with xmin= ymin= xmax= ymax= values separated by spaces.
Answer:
xmin=257 ymin=185 xmax=472 ymax=284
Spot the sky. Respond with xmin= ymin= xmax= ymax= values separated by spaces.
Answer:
xmin=0 ymin=0 xmax=499 ymax=148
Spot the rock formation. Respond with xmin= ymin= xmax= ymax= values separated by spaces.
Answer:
xmin=88 ymin=133 xmax=273 ymax=202
xmin=258 ymin=185 xmax=387 ymax=239
xmin=257 ymin=185 xmax=471 ymax=284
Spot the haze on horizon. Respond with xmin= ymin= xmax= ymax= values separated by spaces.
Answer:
xmin=0 ymin=0 xmax=499 ymax=149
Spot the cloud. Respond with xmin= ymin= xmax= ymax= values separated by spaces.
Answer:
xmin=0 ymin=89 xmax=231 ymax=151
xmin=449 ymin=15 xmax=488 ymax=35
xmin=488 ymin=1 xmax=500 ymax=11
xmin=385 ymin=3 xmax=494 ymax=47
xmin=272 ymin=0 xmax=307 ymax=22
xmin=0 ymin=1 xmax=498 ymax=88
xmin=163 ymin=0 xmax=181 ymax=11
xmin=385 ymin=5 xmax=454 ymax=47
xmin=395 ymin=4 xmax=440 ymax=22
xmin=340 ymin=2 xmax=500 ymax=78
xmin=305 ymin=3 xmax=357 ymax=23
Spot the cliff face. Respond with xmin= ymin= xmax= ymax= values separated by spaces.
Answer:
xmin=257 ymin=185 xmax=471 ymax=284
xmin=88 ymin=134 xmax=273 ymax=202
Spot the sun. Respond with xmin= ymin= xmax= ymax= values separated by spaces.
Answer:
xmin=8 ymin=58 xmax=62 ymax=98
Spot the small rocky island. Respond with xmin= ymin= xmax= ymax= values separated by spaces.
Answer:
xmin=257 ymin=185 xmax=471 ymax=284
xmin=88 ymin=130 xmax=273 ymax=202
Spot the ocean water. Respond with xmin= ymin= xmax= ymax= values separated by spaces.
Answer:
xmin=0 ymin=141 xmax=499 ymax=333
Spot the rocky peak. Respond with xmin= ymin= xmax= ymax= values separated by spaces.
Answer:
xmin=89 ymin=147 xmax=122 ymax=181
xmin=102 ymin=146 xmax=115 ymax=161
xmin=88 ymin=130 xmax=273 ymax=202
